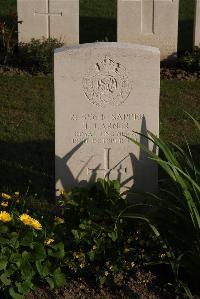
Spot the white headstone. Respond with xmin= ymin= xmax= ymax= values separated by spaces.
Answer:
xmin=194 ymin=0 xmax=200 ymax=46
xmin=117 ymin=0 xmax=179 ymax=60
xmin=55 ymin=43 xmax=160 ymax=194
xmin=18 ymin=0 xmax=79 ymax=44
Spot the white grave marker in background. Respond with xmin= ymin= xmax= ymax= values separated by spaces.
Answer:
xmin=55 ymin=43 xmax=160 ymax=194
xmin=18 ymin=0 xmax=79 ymax=44
xmin=118 ymin=0 xmax=179 ymax=60
xmin=194 ymin=0 xmax=200 ymax=46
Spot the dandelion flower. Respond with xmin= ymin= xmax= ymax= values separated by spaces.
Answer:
xmin=104 ymin=271 xmax=109 ymax=276
xmin=44 ymin=238 xmax=54 ymax=246
xmin=1 ymin=193 xmax=11 ymax=200
xmin=19 ymin=213 xmax=32 ymax=226
xmin=80 ymin=263 xmax=85 ymax=269
xmin=1 ymin=202 xmax=8 ymax=207
xmin=19 ymin=213 xmax=42 ymax=230
xmin=0 ymin=211 xmax=12 ymax=222
xmin=54 ymin=216 xmax=64 ymax=224
xmin=31 ymin=219 xmax=42 ymax=230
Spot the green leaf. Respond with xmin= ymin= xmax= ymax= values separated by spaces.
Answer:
xmin=20 ymin=230 xmax=33 ymax=247
xmin=10 ymin=253 xmax=22 ymax=268
xmin=48 ymin=242 xmax=65 ymax=259
xmin=16 ymin=279 xmax=33 ymax=295
xmin=0 ymin=256 xmax=8 ymax=270
xmin=10 ymin=232 xmax=19 ymax=248
xmin=0 ymin=272 xmax=11 ymax=286
xmin=113 ymin=180 xmax=120 ymax=193
xmin=88 ymin=250 xmax=95 ymax=261
xmin=52 ymin=268 xmax=65 ymax=287
xmin=32 ymin=242 xmax=46 ymax=260
xmin=108 ymin=231 xmax=118 ymax=242
xmin=9 ymin=287 xmax=24 ymax=299
xmin=36 ymin=260 xmax=51 ymax=278
xmin=0 ymin=224 xmax=8 ymax=233
xmin=46 ymin=277 xmax=55 ymax=289
xmin=21 ymin=252 xmax=35 ymax=279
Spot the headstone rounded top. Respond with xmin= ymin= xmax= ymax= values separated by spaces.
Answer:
xmin=54 ymin=42 xmax=160 ymax=55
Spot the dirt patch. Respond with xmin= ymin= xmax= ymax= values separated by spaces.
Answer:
xmin=27 ymin=270 xmax=185 ymax=299
xmin=161 ymin=67 xmax=200 ymax=80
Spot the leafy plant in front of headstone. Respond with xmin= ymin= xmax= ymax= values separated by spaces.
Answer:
xmin=60 ymin=179 xmax=160 ymax=286
xmin=123 ymin=113 xmax=200 ymax=298
xmin=16 ymin=38 xmax=64 ymax=74
xmin=0 ymin=15 xmax=18 ymax=65
xmin=180 ymin=46 xmax=200 ymax=72
xmin=0 ymin=192 xmax=66 ymax=299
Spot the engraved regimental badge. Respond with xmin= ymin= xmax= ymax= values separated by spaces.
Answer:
xmin=83 ymin=56 xmax=132 ymax=107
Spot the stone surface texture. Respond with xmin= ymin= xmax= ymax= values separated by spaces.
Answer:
xmin=117 ymin=0 xmax=179 ymax=60
xmin=18 ymin=0 xmax=79 ymax=44
xmin=194 ymin=0 xmax=200 ymax=46
xmin=55 ymin=43 xmax=160 ymax=194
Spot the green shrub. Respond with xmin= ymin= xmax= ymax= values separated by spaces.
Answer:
xmin=0 ymin=15 xmax=18 ymax=64
xmin=60 ymin=179 xmax=160 ymax=286
xmin=0 ymin=180 xmax=160 ymax=297
xmin=124 ymin=113 xmax=200 ymax=298
xmin=15 ymin=38 xmax=64 ymax=74
xmin=180 ymin=46 xmax=200 ymax=72
xmin=0 ymin=192 xmax=66 ymax=298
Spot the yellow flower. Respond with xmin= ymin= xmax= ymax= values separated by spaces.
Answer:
xmin=14 ymin=192 xmax=19 ymax=197
xmin=1 ymin=193 xmax=11 ymax=200
xmin=80 ymin=263 xmax=85 ymax=269
xmin=124 ymin=248 xmax=130 ymax=253
xmin=0 ymin=211 xmax=12 ymax=222
xmin=31 ymin=219 xmax=42 ymax=230
xmin=1 ymin=202 xmax=8 ymax=207
xmin=160 ymin=253 xmax=166 ymax=259
xmin=131 ymin=262 xmax=135 ymax=268
xmin=19 ymin=214 xmax=42 ymax=230
xmin=19 ymin=213 xmax=32 ymax=226
xmin=54 ymin=216 xmax=64 ymax=224
xmin=44 ymin=238 xmax=54 ymax=246
xmin=104 ymin=271 xmax=109 ymax=276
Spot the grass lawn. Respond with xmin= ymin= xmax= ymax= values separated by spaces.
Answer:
xmin=0 ymin=75 xmax=54 ymax=199
xmin=0 ymin=74 xmax=199 ymax=198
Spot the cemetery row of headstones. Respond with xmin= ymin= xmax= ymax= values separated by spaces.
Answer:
xmin=18 ymin=0 xmax=200 ymax=60
xmin=16 ymin=1 xmax=198 ymax=193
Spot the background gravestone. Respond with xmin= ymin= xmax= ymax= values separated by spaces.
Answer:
xmin=18 ymin=0 xmax=79 ymax=44
xmin=194 ymin=0 xmax=200 ymax=46
xmin=117 ymin=0 xmax=179 ymax=60
xmin=55 ymin=43 xmax=160 ymax=194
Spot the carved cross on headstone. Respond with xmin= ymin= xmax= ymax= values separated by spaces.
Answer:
xmin=141 ymin=0 xmax=154 ymax=34
xmin=87 ymin=148 xmax=127 ymax=179
xmin=34 ymin=0 xmax=62 ymax=38
xmin=141 ymin=0 xmax=174 ymax=34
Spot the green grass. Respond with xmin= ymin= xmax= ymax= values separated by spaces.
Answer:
xmin=0 ymin=75 xmax=199 ymax=198
xmin=0 ymin=75 xmax=54 ymax=199
xmin=0 ymin=0 xmax=16 ymax=16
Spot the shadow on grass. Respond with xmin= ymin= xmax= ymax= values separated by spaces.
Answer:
xmin=80 ymin=16 xmax=116 ymax=43
xmin=0 ymin=140 xmax=54 ymax=200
